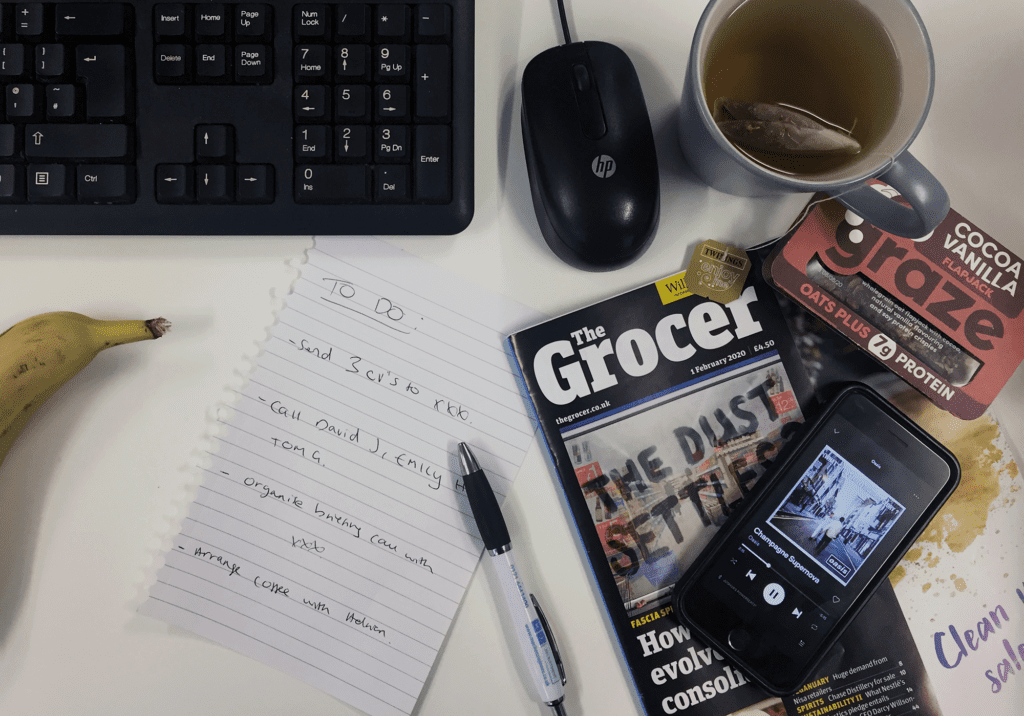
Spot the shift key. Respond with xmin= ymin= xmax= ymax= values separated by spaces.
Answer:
xmin=77 ymin=45 xmax=125 ymax=117
xmin=25 ymin=124 xmax=128 ymax=158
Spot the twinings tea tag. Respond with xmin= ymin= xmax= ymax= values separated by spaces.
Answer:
xmin=685 ymin=240 xmax=751 ymax=303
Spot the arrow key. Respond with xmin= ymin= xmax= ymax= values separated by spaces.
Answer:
xmin=335 ymin=125 xmax=367 ymax=160
xmin=375 ymin=84 xmax=408 ymax=122
xmin=155 ymin=164 xmax=192 ymax=203
xmin=236 ymin=164 xmax=273 ymax=203
xmin=195 ymin=124 xmax=233 ymax=160
xmin=334 ymin=44 xmax=368 ymax=79
xmin=196 ymin=165 xmax=232 ymax=203
xmin=294 ymin=84 xmax=327 ymax=121
xmin=46 ymin=84 xmax=75 ymax=118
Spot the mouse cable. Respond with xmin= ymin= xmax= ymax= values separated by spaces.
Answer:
xmin=555 ymin=0 xmax=572 ymax=44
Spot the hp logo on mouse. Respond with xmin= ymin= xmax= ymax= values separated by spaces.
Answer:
xmin=592 ymin=155 xmax=616 ymax=178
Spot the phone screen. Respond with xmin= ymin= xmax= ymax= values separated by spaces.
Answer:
xmin=677 ymin=389 xmax=956 ymax=692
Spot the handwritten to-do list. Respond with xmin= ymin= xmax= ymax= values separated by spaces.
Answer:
xmin=141 ymin=238 xmax=541 ymax=716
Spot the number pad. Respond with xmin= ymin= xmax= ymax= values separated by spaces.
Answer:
xmin=335 ymin=44 xmax=367 ymax=79
xmin=335 ymin=84 xmax=367 ymax=120
xmin=291 ymin=3 xmax=451 ymax=204
xmin=336 ymin=125 xmax=367 ymax=160
xmin=374 ymin=44 xmax=407 ymax=80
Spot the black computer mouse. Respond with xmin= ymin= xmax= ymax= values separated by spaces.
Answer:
xmin=521 ymin=41 xmax=660 ymax=271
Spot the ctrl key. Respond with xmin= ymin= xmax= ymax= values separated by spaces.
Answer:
xmin=78 ymin=165 xmax=131 ymax=203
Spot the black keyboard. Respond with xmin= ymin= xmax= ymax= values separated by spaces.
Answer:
xmin=0 ymin=0 xmax=473 ymax=235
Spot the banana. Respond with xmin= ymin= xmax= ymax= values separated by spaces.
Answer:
xmin=0 ymin=312 xmax=170 ymax=469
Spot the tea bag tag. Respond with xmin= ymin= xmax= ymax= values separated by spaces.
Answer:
xmin=685 ymin=240 xmax=751 ymax=304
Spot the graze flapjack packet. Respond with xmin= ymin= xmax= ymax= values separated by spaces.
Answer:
xmin=765 ymin=185 xmax=1023 ymax=420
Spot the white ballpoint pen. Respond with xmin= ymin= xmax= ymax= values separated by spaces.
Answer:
xmin=459 ymin=442 xmax=568 ymax=716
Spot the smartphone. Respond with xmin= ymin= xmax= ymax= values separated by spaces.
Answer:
xmin=671 ymin=383 xmax=960 ymax=695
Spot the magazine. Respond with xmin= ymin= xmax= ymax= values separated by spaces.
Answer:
xmin=507 ymin=251 xmax=944 ymax=716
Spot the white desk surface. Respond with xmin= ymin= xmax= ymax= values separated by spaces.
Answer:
xmin=2 ymin=1 xmax=1023 ymax=715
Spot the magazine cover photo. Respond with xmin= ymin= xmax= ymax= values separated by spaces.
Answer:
xmin=561 ymin=359 xmax=804 ymax=614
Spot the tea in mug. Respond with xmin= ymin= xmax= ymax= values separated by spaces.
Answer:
xmin=703 ymin=0 xmax=902 ymax=176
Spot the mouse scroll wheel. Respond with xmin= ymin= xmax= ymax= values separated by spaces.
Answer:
xmin=573 ymin=63 xmax=592 ymax=92
xmin=572 ymin=63 xmax=607 ymax=140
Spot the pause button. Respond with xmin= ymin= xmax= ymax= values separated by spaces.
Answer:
xmin=763 ymin=583 xmax=786 ymax=605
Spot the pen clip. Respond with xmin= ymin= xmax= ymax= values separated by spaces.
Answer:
xmin=531 ymin=594 xmax=566 ymax=686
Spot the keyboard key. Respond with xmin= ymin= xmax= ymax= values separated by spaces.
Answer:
xmin=335 ymin=125 xmax=367 ymax=160
xmin=0 ymin=45 xmax=25 ymax=76
xmin=375 ymin=85 xmax=408 ymax=122
xmin=294 ymin=4 xmax=327 ymax=39
xmin=196 ymin=44 xmax=227 ymax=79
xmin=196 ymin=124 xmax=233 ymax=159
xmin=375 ymin=44 xmax=408 ymax=81
xmin=335 ymin=4 xmax=367 ymax=40
xmin=375 ymin=165 xmax=408 ymax=202
xmin=416 ymin=5 xmax=450 ymax=40
xmin=335 ymin=45 xmax=367 ymax=79
xmin=25 ymin=124 xmax=128 ymax=158
xmin=195 ymin=4 xmax=227 ymax=39
xmin=295 ymin=45 xmax=327 ymax=79
xmin=45 ymin=84 xmax=75 ymax=118
xmin=235 ymin=45 xmax=271 ymax=82
xmin=415 ymin=45 xmax=450 ymax=120
xmin=236 ymin=4 xmax=269 ymax=38
xmin=154 ymin=4 xmax=186 ymax=37
xmin=0 ymin=165 xmax=19 ymax=199
xmin=414 ymin=125 xmax=450 ymax=201
xmin=336 ymin=85 xmax=368 ymax=120
xmin=375 ymin=5 xmax=408 ymax=39
xmin=294 ymin=85 xmax=327 ymax=120
xmin=15 ymin=4 xmax=44 ymax=36
xmin=0 ymin=125 xmax=14 ymax=156
xmin=295 ymin=125 xmax=328 ymax=159
xmin=155 ymin=44 xmax=187 ymax=80
xmin=27 ymin=164 xmax=70 ymax=201
xmin=35 ymin=44 xmax=65 ymax=78
xmin=295 ymin=165 xmax=369 ymax=202
xmin=77 ymin=46 xmax=126 ymax=117
xmin=375 ymin=125 xmax=407 ymax=162
xmin=6 ymin=84 xmax=35 ymax=118
xmin=236 ymin=164 xmax=273 ymax=203
xmin=155 ymin=164 xmax=192 ymax=202
xmin=77 ymin=165 xmax=129 ymax=202
xmin=55 ymin=4 xmax=125 ymax=36
xmin=196 ymin=165 xmax=232 ymax=202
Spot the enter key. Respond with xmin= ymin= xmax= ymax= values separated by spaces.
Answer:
xmin=77 ymin=45 xmax=126 ymax=118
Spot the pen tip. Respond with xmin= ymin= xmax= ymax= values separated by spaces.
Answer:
xmin=458 ymin=443 xmax=480 ymax=475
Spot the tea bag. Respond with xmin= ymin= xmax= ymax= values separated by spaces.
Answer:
xmin=713 ymin=98 xmax=861 ymax=156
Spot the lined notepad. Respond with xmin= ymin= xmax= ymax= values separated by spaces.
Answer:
xmin=141 ymin=238 xmax=541 ymax=716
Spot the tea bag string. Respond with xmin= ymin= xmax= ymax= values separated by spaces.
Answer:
xmin=745 ymin=152 xmax=898 ymax=253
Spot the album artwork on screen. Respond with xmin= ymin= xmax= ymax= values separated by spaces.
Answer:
xmin=765 ymin=445 xmax=906 ymax=586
